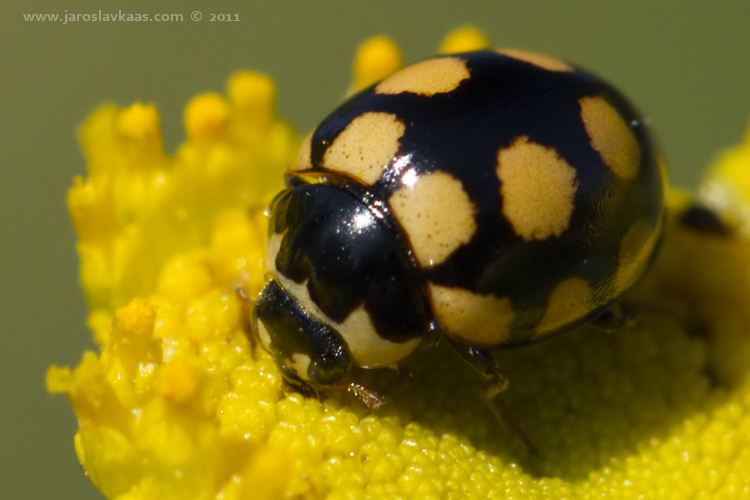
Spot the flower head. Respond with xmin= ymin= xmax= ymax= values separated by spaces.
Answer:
xmin=49 ymin=28 xmax=750 ymax=499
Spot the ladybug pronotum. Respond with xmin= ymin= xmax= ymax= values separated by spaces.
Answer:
xmin=252 ymin=49 xmax=666 ymax=404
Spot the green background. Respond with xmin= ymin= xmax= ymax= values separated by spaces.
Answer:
xmin=2 ymin=1 xmax=749 ymax=498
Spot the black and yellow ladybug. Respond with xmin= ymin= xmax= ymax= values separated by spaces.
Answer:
xmin=253 ymin=49 xmax=666 ymax=402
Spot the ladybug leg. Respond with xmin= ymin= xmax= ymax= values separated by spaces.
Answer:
xmin=338 ymin=382 xmax=385 ymax=409
xmin=278 ymin=375 xmax=320 ymax=400
xmin=589 ymin=301 xmax=638 ymax=333
xmin=274 ymin=369 xmax=385 ymax=409
xmin=488 ymin=396 xmax=539 ymax=456
xmin=234 ymin=285 xmax=253 ymax=305
xmin=446 ymin=340 xmax=537 ymax=455
xmin=449 ymin=343 xmax=509 ymax=397
xmin=395 ymin=363 xmax=415 ymax=381
xmin=235 ymin=286 xmax=258 ymax=354
xmin=284 ymin=377 xmax=385 ymax=409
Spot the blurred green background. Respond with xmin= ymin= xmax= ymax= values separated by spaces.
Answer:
xmin=2 ymin=1 xmax=749 ymax=498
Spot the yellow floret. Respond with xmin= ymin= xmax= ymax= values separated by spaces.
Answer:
xmin=185 ymin=93 xmax=230 ymax=142
xmin=117 ymin=103 xmax=165 ymax=165
xmin=701 ymin=118 xmax=750 ymax=235
xmin=352 ymin=35 xmax=404 ymax=93
xmin=49 ymin=29 xmax=750 ymax=500
xmin=156 ymin=360 xmax=201 ymax=404
xmin=439 ymin=26 xmax=492 ymax=54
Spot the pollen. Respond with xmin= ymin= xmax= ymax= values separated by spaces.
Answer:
xmin=157 ymin=361 xmax=201 ymax=404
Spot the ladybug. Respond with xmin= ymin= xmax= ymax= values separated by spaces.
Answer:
xmin=252 ymin=49 xmax=666 ymax=404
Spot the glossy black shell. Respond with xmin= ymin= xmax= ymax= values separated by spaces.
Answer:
xmin=255 ymin=49 xmax=665 ymax=385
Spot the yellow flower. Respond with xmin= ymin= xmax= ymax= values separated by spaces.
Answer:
xmin=49 ymin=27 xmax=750 ymax=499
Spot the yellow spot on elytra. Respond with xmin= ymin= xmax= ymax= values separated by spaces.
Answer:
xmin=322 ymin=112 xmax=405 ymax=184
xmin=376 ymin=57 xmax=470 ymax=96
xmin=429 ymin=284 xmax=514 ymax=346
xmin=353 ymin=35 xmax=403 ymax=92
xmin=496 ymin=48 xmax=574 ymax=72
xmin=497 ymin=136 xmax=578 ymax=241
xmin=439 ymin=26 xmax=491 ymax=54
xmin=289 ymin=131 xmax=313 ymax=172
xmin=536 ymin=277 xmax=594 ymax=336
xmin=580 ymin=96 xmax=641 ymax=180
xmin=390 ymin=171 xmax=477 ymax=267
xmin=185 ymin=93 xmax=230 ymax=142
xmin=614 ymin=216 xmax=661 ymax=294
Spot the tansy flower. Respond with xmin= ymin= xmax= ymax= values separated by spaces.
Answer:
xmin=48 ymin=27 xmax=750 ymax=499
